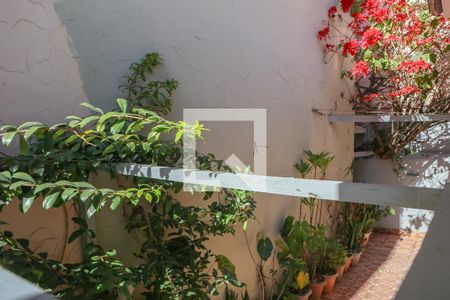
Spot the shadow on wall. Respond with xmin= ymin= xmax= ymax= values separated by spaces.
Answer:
xmin=53 ymin=0 xmax=161 ymax=110
xmin=354 ymin=155 xmax=448 ymax=233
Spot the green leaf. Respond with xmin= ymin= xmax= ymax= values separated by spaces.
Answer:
xmin=111 ymin=120 xmax=125 ymax=134
xmin=20 ymin=192 xmax=35 ymax=213
xmin=12 ymin=172 xmax=35 ymax=183
xmin=0 ymin=171 xmax=11 ymax=183
xmin=216 ymin=255 xmax=236 ymax=278
xmin=24 ymin=125 xmax=45 ymax=139
xmin=34 ymin=183 xmax=55 ymax=195
xmin=80 ymin=102 xmax=103 ymax=114
xmin=117 ymin=98 xmax=128 ymax=112
xmin=10 ymin=181 xmax=33 ymax=190
xmin=2 ymin=131 xmax=17 ymax=146
xmin=86 ymin=205 xmax=96 ymax=218
xmin=19 ymin=135 xmax=29 ymax=154
xmin=98 ymin=188 xmax=113 ymax=196
xmin=17 ymin=238 xmax=30 ymax=249
xmin=257 ymin=237 xmax=273 ymax=261
xmin=68 ymin=229 xmax=84 ymax=243
xmin=42 ymin=192 xmax=60 ymax=209
xmin=75 ymin=182 xmax=96 ymax=189
xmin=110 ymin=196 xmax=121 ymax=210
xmin=71 ymin=217 xmax=88 ymax=228
xmin=80 ymin=189 xmax=96 ymax=202
xmin=17 ymin=122 xmax=43 ymax=130
xmin=79 ymin=115 xmax=100 ymax=129
xmin=61 ymin=188 xmax=78 ymax=201
xmin=430 ymin=53 xmax=437 ymax=64
xmin=175 ymin=130 xmax=184 ymax=143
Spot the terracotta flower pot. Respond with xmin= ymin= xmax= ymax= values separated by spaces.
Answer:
xmin=351 ymin=251 xmax=362 ymax=266
xmin=290 ymin=288 xmax=312 ymax=300
xmin=336 ymin=264 xmax=345 ymax=282
xmin=362 ymin=232 xmax=371 ymax=248
xmin=309 ymin=278 xmax=326 ymax=300
xmin=323 ymin=272 xmax=338 ymax=294
xmin=344 ymin=254 xmax=353 ymax=272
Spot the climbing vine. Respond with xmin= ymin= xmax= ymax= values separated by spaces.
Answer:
xmin=0 ymin=53 xmax=255 ymax=299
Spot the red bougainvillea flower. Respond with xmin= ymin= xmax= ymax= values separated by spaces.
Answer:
xmin=351 ymin=61 xmax=369 ymax=78
xmin=349 ymin=13 xmax=369 ymax=35
xmin=398 ymin=59 xmax=432 ymax=74
xmin=363 ymin=0 xmax=381 ymax=15
xmin=372 ymin=8 xmax=388 ymax=23
xmin=388 ymin=86 xmax=420 ymax=97
xmin=363 ymin=93 xmax=379 ymax=102
xmin=325 ymin=43 xmax=335 ymax=51
xmin=317 ymin=26 xmax=330 ymax=40
xmin=383 ymin=34 xmax=400 ymax=44
xmin=328 ymin=6 xmax=337 ymax=19
xmin=342 ymin=40 xmax=359 ymax=56
xmin=341 ymin=0 xmax=355 ymax=13
xmin=361 ymin=28 xmax=383 ymax=48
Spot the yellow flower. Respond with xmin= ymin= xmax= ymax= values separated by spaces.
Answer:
xmin=296 ymin=271 xmax=309 ymax=289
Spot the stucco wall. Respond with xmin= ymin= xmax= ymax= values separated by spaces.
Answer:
xmin=0 ymin=0 xmax=354 ymax=297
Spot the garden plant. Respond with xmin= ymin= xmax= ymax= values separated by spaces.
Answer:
xmin=0 ymin=53 xmax=256 ymax=299
xmin=319 ymin=0 xmax=450 ymax=160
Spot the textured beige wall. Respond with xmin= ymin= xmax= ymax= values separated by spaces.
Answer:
xmin=0 ymin=0 xmax=354 ymax=297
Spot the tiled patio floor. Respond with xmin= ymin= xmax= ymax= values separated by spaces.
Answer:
xmin=323 ymin=232 xmax=424 ymax=300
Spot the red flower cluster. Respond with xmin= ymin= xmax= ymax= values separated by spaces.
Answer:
xmin=388 ymin=86 xmax=420 ymax=97
xmin=341 ymin=0 xmax=355 ymax=13
xmin=362 ymin=93 xmax=379 ymax=102
xmin=361 ymin=28 xmax=383 ymax=48
xmin=372 ymin=8 xmax=388 ymax=23
xmin=317 ymin=26 xmax=330 ymax=41
xmin=398 ymin=59 xmax=432 ymax=74
xmin=318 ymin=0 xmax=449 ymax=110
xmin=328 ymin=6 xmax=337 ymax=19
xmin=342 ymin=40 xmax=359 ymax=56
xmin=351 ymin=61 xmax=369 ymax=78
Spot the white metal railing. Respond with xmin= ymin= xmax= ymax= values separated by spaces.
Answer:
xmin=117 ymin=164 xmax=441 ymax=210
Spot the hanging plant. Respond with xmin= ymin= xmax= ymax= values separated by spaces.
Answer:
xmin=319 ymin=0 xmax=450 ymax=159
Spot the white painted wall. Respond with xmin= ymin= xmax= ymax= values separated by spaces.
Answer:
xmin=354 ymin=156 xmax=447 ymax=233
xmin=0 ymin=0 xmax=353 ymax=297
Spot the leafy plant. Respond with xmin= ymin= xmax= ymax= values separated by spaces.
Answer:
xmin=0 ymin=53 xmax=256 ymax=299
xmin=278 ymin=217 xmax=326 ymax=283
xmin=319 ymin=0 xmax=450 ymax=159
xmin=336 ymin=203 xmax=394 ymax=253
xmin=294 ymin=150 xmax=334 ymax=226
xmin=321 ymin=238 xmax=347 ymax=274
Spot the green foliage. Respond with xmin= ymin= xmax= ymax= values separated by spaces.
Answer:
xmin=120 ymin=52 xmax=178 ymax=115
xmin=0 ymin=53 xmax=256 ymax=299
xmin=257 ymin=237 xmax=274 ymax=261
xmin=294 ymin=150 xmax=334 ymax=226
xmin=336 ymin=203 xmax=394 ymax=253
xmin=321 ymin=238 xmax=347 ymax=274
xmin=277 ymin=217 xmax=326 ymax=286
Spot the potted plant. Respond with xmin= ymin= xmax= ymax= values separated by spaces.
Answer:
xmin=361 ymin=206 xmax=396 ymax=248
xmin=276 ymin=217 xmax=309 ymax=300
xmin=283 ymin=271 xmax=312 ymax=300
xmin=278 ymin=217 xmax=326 ymax=300
xmin=348 ymin=215 xmax=365 ymax=266
xmin=303 ymin=225 xmax=327 ymax=300
xmin=343 ymin=253 xmax=353 ymax=273
xmin=322 ymin=238 xmax=347 ymax=291
xmin=293 ymin=271 xmax=312 ymax=300
xmin=336 ymin=203 xmax=366 ymax=267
